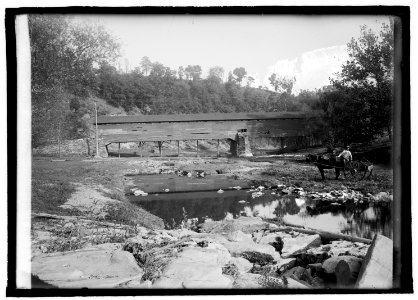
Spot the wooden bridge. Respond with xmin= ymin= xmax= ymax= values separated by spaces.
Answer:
xmin=93 ymin=112 xmax=319 ymax=157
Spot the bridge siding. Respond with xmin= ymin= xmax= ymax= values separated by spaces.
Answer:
xmin=95 ymin=112 xmax=312 ymax=124
xmin=99 ymin=119 xmax=306 ymax=144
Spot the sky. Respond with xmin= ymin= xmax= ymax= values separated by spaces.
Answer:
xmin=78 ymin=14 xmax=390 ymax=94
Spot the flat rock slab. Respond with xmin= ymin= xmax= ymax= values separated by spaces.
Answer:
xmin=200 ymin=216 xmax=267 ymax=234
xmin=152 ymin=246 xmax=232 ymax=289
xmin=355 ymin=234 xmax=393 ymax=289
xmin=32 ymin=248 xmax=143 ymax=288
xmin=281 ymin=234 xmax=322 ymax=258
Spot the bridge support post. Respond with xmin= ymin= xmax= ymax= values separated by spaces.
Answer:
xmin=196 ymin=140 xmax=199 ymax=157
xmin=236 ymin=132 xmax=253 ymax=157
xmin=177 ymin=141 xmax=180 ymax=157
xmin=217 ymin=139 xmax=220 ymax=158
xmin=138 ymin=141 xmax=144 ymax=158
xmin=118 ymin=142 xmax=121 ymax=158
xmin=280 ymin=137 xmax=284 ymax=150
xmin=158 ymin=141 xmax=162 ymax=157
xmin=229 ymin=139 xmax=238 ymax=157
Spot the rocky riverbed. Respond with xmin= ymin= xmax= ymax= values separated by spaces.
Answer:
xmin=32 ymin=215 xmax=376 ymax=289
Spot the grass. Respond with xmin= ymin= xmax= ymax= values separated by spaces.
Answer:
xmin=32 ymin=217 xmax=137 ymax=253
xmin=104 ymin=201 xmax=164 ymax=229
xmin=32 ymin=158 xmax=165 ymax=229
xmin=32 ymin=180 xmax=77 ymax=215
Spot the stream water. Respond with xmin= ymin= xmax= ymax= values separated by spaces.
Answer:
xmin=127 ymin=175 xmax=392 ymax=239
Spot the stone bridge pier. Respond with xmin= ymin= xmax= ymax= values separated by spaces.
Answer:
xmin=229 ymin=132 xmax=253 ymax=157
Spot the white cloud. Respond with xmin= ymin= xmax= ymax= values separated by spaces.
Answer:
xmin=263 ymin=45 xmax=349 ymax=94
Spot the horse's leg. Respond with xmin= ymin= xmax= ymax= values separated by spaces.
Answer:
xmin=318 ymin=167 xmax=326 ymax=180
xmin=335 ymin=168 xmax=341 ymax=179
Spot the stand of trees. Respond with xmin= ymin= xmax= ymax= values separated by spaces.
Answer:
xmin=29 ymin=15 xmax=120 ymax=149
xmin=94 ymin=62 xmax=315 ymax=115
xmin=319 ymin=21 xmax=394 ymax=145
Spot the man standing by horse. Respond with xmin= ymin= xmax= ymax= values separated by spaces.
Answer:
xmin=338 ymin=146 xmax=353 ymax=169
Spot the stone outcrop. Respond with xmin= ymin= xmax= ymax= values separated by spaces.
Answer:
xmin=355 ymin=234 xmax=393 ymax=289
xmin=31 ymin=247 xmax=144 ymax=288
xmin=281 ymin=234 xmax=322 ymax=258
xmin=152 ymin=246 xmax=233 ymax=289
xmin=31 ymin=215 xmax=391 ymax=290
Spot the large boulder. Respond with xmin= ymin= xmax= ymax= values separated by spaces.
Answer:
xmin=152 ymin=246 xmax=233 ymax=289
xmin=31 ymin=248 xmax=143 ymax=288
xmin=322 ymin=255 xmax=363 ymax=279
xmin=281 ymin=234 xmax=322 ymax=258
xmin=230 ymin=257 xmax=253 ymax=274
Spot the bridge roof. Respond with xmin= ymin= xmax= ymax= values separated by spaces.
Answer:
xmin=95 ymin=111 xmax=318 ymax=124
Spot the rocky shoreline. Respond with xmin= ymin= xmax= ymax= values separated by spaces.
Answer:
xmin=32 ymin=215 xmax=391 ymax=289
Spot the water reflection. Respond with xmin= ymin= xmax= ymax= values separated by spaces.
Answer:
xmin=130 ymin=189 xmax=392 ymax=239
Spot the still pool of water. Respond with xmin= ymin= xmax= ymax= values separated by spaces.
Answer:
xmin=129 ymin=189 xmax=392 ymax=239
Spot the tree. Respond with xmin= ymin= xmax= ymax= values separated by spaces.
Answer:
xmin=140 ymin=56 xmax=152 ymax=75
xmin=268 ymin=74 xmax=296 ymax=111
xmin=178 ymin=66 xmax=185 ymax=80
xmin=329 ymin=21 xmax=394 ymax=144
xmin=246 ymin=76 xmax=255 ymax=87
xmin=268 ymin=74 xmax=295 ymax=94
xmin=208 ymin=66 xmax=224 ymax=81
xmin=232 ymin=67 xmax=247 ymax=86
xmin=185 ymin=65 xmax=202 ymax=81
xmin=29 ymin=15 xmax=120 ymax=147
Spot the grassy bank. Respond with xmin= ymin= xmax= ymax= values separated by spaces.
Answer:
xmin=32 ymin=158 xmax=165 ymax=228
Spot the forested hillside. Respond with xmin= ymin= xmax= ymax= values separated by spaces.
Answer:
xmin=95 ymin=60 xmax=320 ymax=114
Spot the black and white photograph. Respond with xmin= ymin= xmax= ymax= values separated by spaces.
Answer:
xmin=4 ymin=3 xmax=413 ymax=296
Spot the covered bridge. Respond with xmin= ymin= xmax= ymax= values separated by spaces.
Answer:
xmin=93 ymin=112 xmax=319 ymax=157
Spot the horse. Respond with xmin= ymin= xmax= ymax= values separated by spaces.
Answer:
xmin=306 ymin=153 xmax=345 ymax=180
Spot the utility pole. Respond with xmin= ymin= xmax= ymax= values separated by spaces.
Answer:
xmin=94 ymin=101 xmax=100 ymax=158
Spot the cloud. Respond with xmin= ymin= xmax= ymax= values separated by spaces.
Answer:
xmin=263 ymin=45 xmax=349 ymax=94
